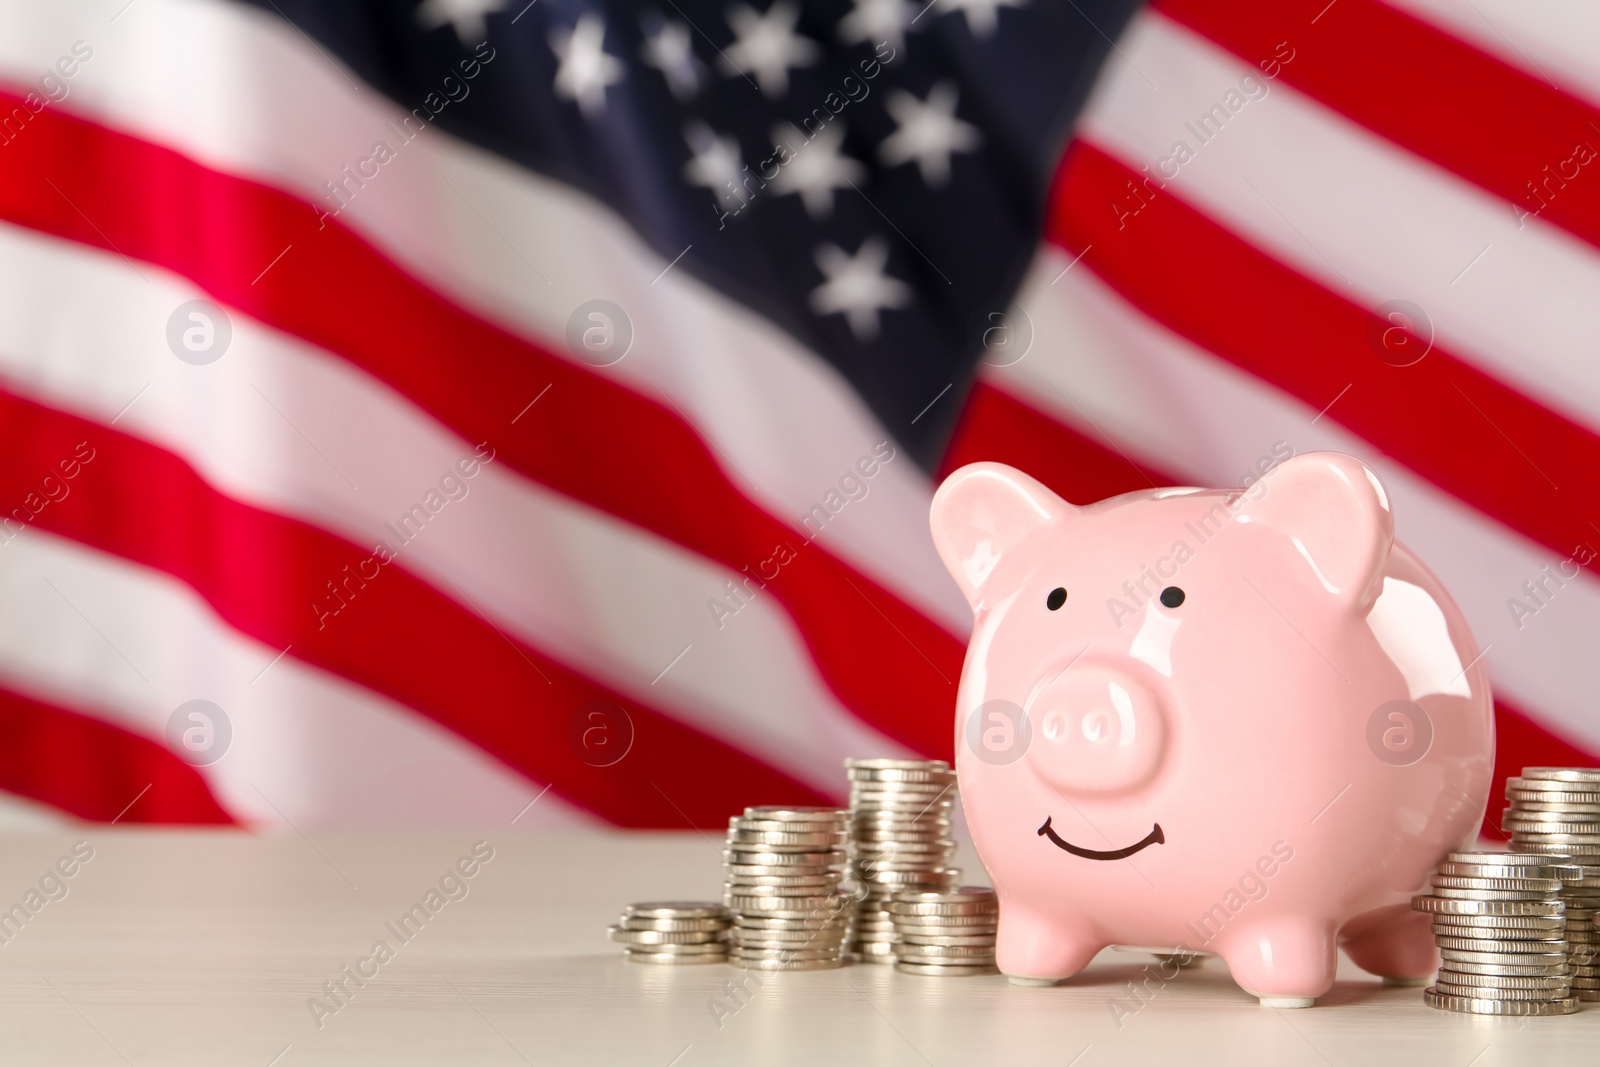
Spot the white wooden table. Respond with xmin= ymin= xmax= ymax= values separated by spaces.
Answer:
xmin=0 ymin=830 xmax=1592 ymax=1064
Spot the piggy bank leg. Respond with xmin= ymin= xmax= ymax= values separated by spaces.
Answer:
xmin=1340 ymin=911 xmax=1438 ymax=987
xmin=1216 ymin=918 xmax=1338 ymax=1008
xmin=997 ymin=905 xmax=1101 ymax=986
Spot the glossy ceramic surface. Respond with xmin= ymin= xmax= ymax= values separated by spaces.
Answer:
xmin=930 ymin=452 xmax=1493 ymax=1005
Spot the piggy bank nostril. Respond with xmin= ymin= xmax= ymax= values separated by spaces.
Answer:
xmin=1025 ymin=664 xmax=1167 ymax=795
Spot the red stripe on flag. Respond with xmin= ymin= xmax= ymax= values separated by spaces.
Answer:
xmin=1048 ymin=141 xmax=1600 ymax=587
xmin=944 ymin=379 xmax=1600 ymax=839
xmin=0 ymin=685 xmax=234 ymax=824
xmin=1153 ymin=0 xmax=1600 ymax=252
xmin=0 ymin=385 xmax=830 ymax=827
xmin=0 ymin=91 xmax=962 ymax=761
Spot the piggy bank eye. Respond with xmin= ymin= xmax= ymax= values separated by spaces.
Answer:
xmin=1046 ymin=587 xmax=1068 ymax=611
xmin=1159 ymin=586 xmax=1185 ymax=608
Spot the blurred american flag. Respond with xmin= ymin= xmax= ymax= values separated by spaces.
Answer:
xmin=0 ymin=0 xmax=1592 ymax=831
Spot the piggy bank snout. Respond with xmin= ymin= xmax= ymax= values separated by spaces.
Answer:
xmin=1024 ymin=664 xmax=1168 ymax=795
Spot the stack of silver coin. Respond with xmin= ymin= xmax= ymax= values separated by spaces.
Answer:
xmin=845 ymin=759 xmax=960 ymax=963
xmin=1504 ymin=766 xmax=1600 ymax=1000
xmin=889 ymin=887 xmax=999 ymax=976
xmin=724 ymin=805 xmax=852 ymax=970
xmin=1414 ymin=851 xmax=1577 ymax=1015
xmin=608 ymin=902 xmax=731 ymax=964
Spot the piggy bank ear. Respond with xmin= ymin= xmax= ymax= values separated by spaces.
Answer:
xmin=1234 ymin=452 xmax=1394 ymax=610
xmin=930 ymin=462 xmax=1073 ymax=607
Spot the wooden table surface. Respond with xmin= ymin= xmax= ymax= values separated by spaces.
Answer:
xmin=0 ymin=829 xmax=1593 ymax=1065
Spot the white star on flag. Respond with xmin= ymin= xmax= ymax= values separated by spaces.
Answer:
xmin=550 ymin=14 xmax=625 ymax=118
xmin=684 ymin=122 xmax=748 ymax=212
xmin=769 ymin=122 xmax=866 ymax=219
xmin=938 ymin=0 xmax=1028 ymax=38
xmin=641 ymin=19 xmax=705 ymax=100
xmin=414 ymin=0 xmax=505 ymax=45
xmin=809 ymin=236 xmax=913 ymax=340
xmin=719 ymin=2 xmax=820 ymax=98
xmin=878 ymin=80 xmax=982 ymax=187
xmin=836 ymin=0 xmax=919 ymax=52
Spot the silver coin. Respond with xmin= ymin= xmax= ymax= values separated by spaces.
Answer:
xmin=732 ymin=956 xmax=843 ymax=971
xmin=734 ymin=917 xmax=849 ymax=931
xmin=894 ymin=961 xmax=999 ymax=977
xmin=1432 ymin=930 xmax=1566 ymax=946
xmin=1434 ymin=984 xmax=1573 ymax=1002
xmin=730 ymin=908 xmax=853 ymax=923
xmin=845 ymin=757 xmax=949 ymax=771
xmin=729 ymin=890 xmax=845 ymax=904
xmin=620 ymin=916 xmax=732 ymax=932
xmin=1521 ymin=843 xmax=1600 ymax=856
xmin=1510 ymin=806 xmax=1600 ymax=825
xmin=857 ymin=868 xmax=960 ymax=885
xmin=1424 ymin=988 xmax=1579 ymax=1014
xmin=1444 ymin=851 xmax=1557 ymax=866
xmin=892 ymin=911 xmax=1001 ymax=925
xmin=1508 ymin=831 xmax=1600 ymax=843
xmin=892 ymin=942 xmax=999 ymax=959
xmin=622 ymin=940 xmax=731 ymax=955
xmin=608 ymin=926 xmax=727 ymax=945
xmin=1412 ymin=896 xmax=1564 ymax=916
xmin=1576 ymin=989 xmax=1600 ymax=1001
xmin=731 ymin=818 xmax=850 ymax=833
xmin=1438 ymin=959 xmax=1571 ymax=977
xmin=730 ymin=948 xmax=844 ymax=962
xmin=724 ymin=850 xmax=846 ymax=867
xmin=846 ymin=768 xmax=957 ymax=785
xmin=625 ymin=949 xmax=728 ymax=965
xmin=1434 ymin=935 xmax=1565 ymax=953
xmin=727 ymin=865 xmax=843 ymax=881
xmin=624 ymin=902 xmax=730 ymax=920
xmin=743 ymin=805 xmax=849 ymax=820
xmin=1521 ymin=768 xmax=1600 ymax=784
xmin=727 ymin=824 xmax=848 ymax=839
xmin=1431 ymin=887 xmax=1562 ymax=902
xmin=1503 ymin=815 xmax=1600 ymax=831
xmin=727 ymin=829 xmax=848 ymax=847
xmin=1507 ymin=777 xmax=1600 ymax=793
xmin=729 ymin=876 xmax=844 ymax=895
xmin=1431 ymin=874 xmax=1566 ymax=892
xmin=1430 ymin=912 xmax=1566 ymax=928
xmin=734 ymin=929 xmax=850 ymax=945
xmin=1434 ymin=971 xmax=1573 ymax=990
xmin=1439 ymin=860 xmax=1570 ymax=877
xmin=1507 ymin=791 xmax=1600 ymax=807
xmin=897 ymin=933 xmax=997 ymax=947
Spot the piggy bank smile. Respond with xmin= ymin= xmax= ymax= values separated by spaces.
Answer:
xmin=930 ymin=453 xmax=1493 ymax=1007
xmin=1037 ymin=816 xmax=1164 ymax=860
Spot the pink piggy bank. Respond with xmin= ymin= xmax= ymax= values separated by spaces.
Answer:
xmin=930 ymin=452 xmax=1492 ymax=1006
